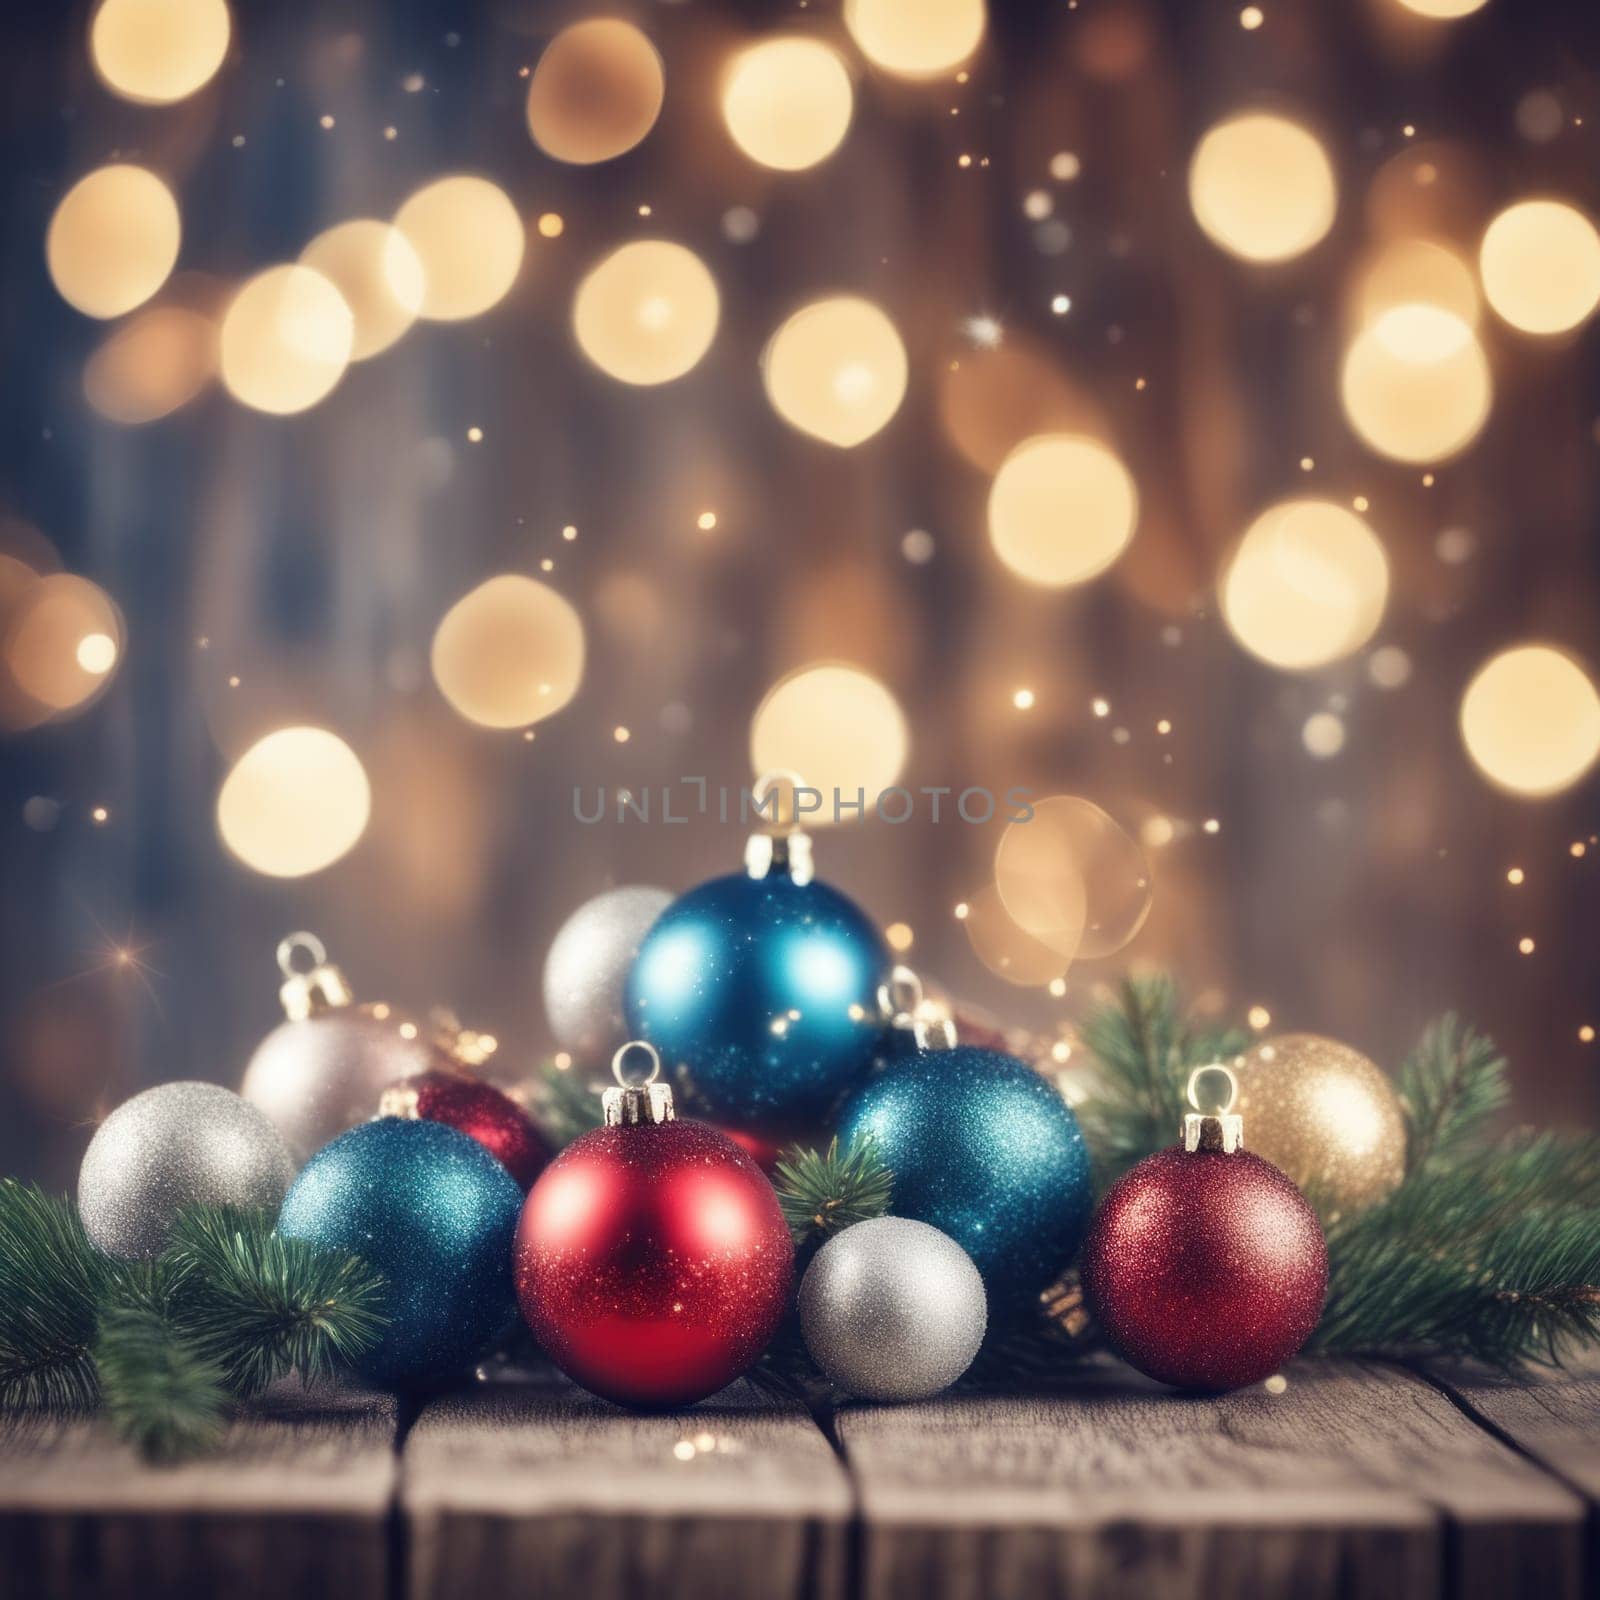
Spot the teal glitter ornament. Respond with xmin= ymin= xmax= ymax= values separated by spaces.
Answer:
xmin=837 ymin=1039 xmax=1093 ymax=1306
xmin=277 ymin=1117 xmax=522 ymax=1386
xmin=624 ymin=803 xmax=891 ymax=1136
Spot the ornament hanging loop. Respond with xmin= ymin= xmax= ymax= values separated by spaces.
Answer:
xmin=275 ymin=931 xmax=353 ymax=1021
xmin=604 ymin=1040 xmax=675 ymax=1127
xmin=1183 ymin=1062 xmax=1244 ymax=1154
xmin=745 ymin=770 xmax=815 ymax=886
xmin=878 ymin=965 xmax=958 ymax=1052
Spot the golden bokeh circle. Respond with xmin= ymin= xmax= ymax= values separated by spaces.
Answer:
xmin=1233 ymin=1034 xmax=1406 ymax=1217
xmin=219 ymin=265 xmax=354 ymax=415
xmin=845 ymin=0 xmax=985 ymax=79
xmin=1355 ymin=237 xmax=1478 ymax=327
xmin=84 ymin=305 xmax=215 ymax=424
xmin=988 ymin=434 xmax=1138 ymax=587
xmin=431 ymin=575 xmax=586 ymax=730
xmin=962 ymin=885 xmax=1068 ymax=988
xmin=300 ymin=220 xmax=426 ymax=361
xmin=572 ymin=240 xmax=721 ymax=386
xmin=762 ymin=296 xmax=907 ymax=446
xmin=1188 ymin=113 xmax=1336 ymax=263
xmin=90 ymin=0 xmax=230 ymax=105
xmin=1479 ymin=200 xmax=1600 ymax=336
xmin=1459 ymin=644 xmax=1600 ymax=798
xmin=1221 ymin=500 xmax=1389 ymax=671
xmin=47 ymin=165 xmax=181 ymax=319
xmin=217 ymin=727 xmax=371 ymax=878
xmin=1395 ymin=0 xmax=1487 ymax=16
xmin=2 ymin=574 xmax=124 ymax=715
xmin=1340 ymin=304 xmax=1491 ymax=463
xmin=994 ymin=795 xmax=1151 ymax=961
xmin=722 ymin=38 xmax=853 ymax=172
xmin=393 ymin=176 xmax=525 ymax=322
xmin=749 ymin=663 xmax=909 ymax=816
xmin=527 ymin=18 xmax=664 ymax=165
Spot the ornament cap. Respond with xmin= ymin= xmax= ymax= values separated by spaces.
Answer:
xmin=744 ymin=771 xmax=815 ymax=886
xmin=1182 ymin=1063 xmax=1244 ymax=1154
xmin=379 ymin=1083 xmax=421 ymax=1120
xmin=602 ymin=1041 xmax=676 ymax=1127
xmin=276 ymin=932 xmax=353 ymax=1021
xmin=878 ymin=965 xmax=958 ymax=1052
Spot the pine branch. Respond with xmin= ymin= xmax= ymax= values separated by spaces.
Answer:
xmin=93 ymin=1299 xmax=228 ymax=1464
xmin=1075 ymin=977 xmax=1248 ymax=1189
xmin=1398 ymin=1014 xmax=1509 ymax=1178
xmin=0 ymin=1181 xmax=114 ymax=1413
xmin=525 ymin=1058 xmax=606 ymax=1148
xmin=1315 ymin=1133 xmax=1600 ymax=1365
xmin=162 ymin=1206 xmax=388 ymax=1396
xmin=773 ymin=1136 xmax=894 ymax=1249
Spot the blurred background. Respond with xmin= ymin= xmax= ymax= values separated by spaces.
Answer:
xmin=1 ymin=0 xmax=1597 ymax=1189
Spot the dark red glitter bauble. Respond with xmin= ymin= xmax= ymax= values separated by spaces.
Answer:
xmin=1081 ymin=1146 xmax=1327 ymax=1391
xmin=515 ymin=1118 xmax=794 ymax=1407
xmin=388 ymin=1072 xmax=551 ymax=1190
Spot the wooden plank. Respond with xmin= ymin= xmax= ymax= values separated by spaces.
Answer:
xmin=402 ymin=1376 xmax=850 ymax=1600
xmin=832 ymin=1358 xmax=1585 ymax=1600
xmin=1421 ymin=1352 xmax=1600 ymax=1585
xmin=0 ymin=1385 xmax=397 ymax=1600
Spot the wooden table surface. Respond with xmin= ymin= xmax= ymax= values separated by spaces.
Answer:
xmin=0 ymin=1355 xmax=1594 ymax=1600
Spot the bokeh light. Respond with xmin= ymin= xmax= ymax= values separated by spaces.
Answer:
xmin=939 ymin=339 xmax=1103 ymax=473
xmin=1459 ymin=645 xmax=1600 ymax=797
xmin=573 ymin=240 xmax=720 ymax=386
xmin=90 ymin=0 xmax=230 ymax=105
xmin=393 ymin=176 xmax=525 ymax=322
xmin=994 ymin=796 xmax=1151 ymax=961
xmin=1188 ymin=113 xmax=1336 ymax=263
xmin=218 ymin=265 xmax=354 ymax=415
xmin=748 ymin=663 xmax=909 ymax=815
xmin=962 ymin=885 xmax=1068 ymax=988
xmin=722 ymin=39 xmax=853 ymax=172
xmin=46 ymin=165 xmax=181 ymax=318
xmin=845 ymin=0 xmax=985 ymax=80
xmin=1340 ymin=304 xmax=1491 ymax=463
xmin=2 ymin=575 xmax=124 ymax=715
xmin=1479 ymin=200 xmax=1600 ymax=336
xmin=299 ymin=220 xmax=426 ymax=360
xmin=431 ymin=575 xmax=586 ymax=729
xmin=762 ymin=296 xmax=907 ymax=446
xmin=987 ymin=434 xmax=1138 ymax=587
xmin=84 ymin=305 xmax=215 ymax=424
xmin=216 ymin=727 xmax=371 ymax=877
xmin=1355 ymin=238 xmax=1479 ymax=327
xmin=1396 ymin=0 xmax=1488 ymax=16
xmin=526 ymin=18 xmax=664 ymax=165
xmin=1222 ymin=500 xmax=1390 ymax=671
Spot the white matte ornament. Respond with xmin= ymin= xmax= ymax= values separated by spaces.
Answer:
xmin=799 ymin=1216 xmax=987 ymax=1400
xmin=239 ymin=933 xmax=444 ymax=1161
xmin=542 ymin=885 xmax=672 ymax=1060
xmin=77 ymin=1082 xmax=295 ymax=1260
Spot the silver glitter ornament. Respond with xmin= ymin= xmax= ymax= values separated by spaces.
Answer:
xmin=542 ymin=885 xmax=671 ymax=1060
xmin=799 ymin=1216 xmax=987 ymax=1400
xmin=240 ymin=933 xmax=446 ymax=1161
xmin=77 ymin=1081 xmax=295 ymax=1260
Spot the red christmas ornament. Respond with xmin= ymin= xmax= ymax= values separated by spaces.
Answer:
xmin=380 ymin=1071 xmax=550 ymax=1190
xmin=1081 ymin=1065 xmax=1327 ymax=1391
xmin=515 ymin=1042 xmax=794 ymax=1407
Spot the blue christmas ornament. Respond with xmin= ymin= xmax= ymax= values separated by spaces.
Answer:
xmin=625 ymin=865 xmax=891 ymax=1133
xmin=838 ymin=1045 xmax=1094 ymax=1305
xmin=277 ymin=1117 xmax=522 ymax=1386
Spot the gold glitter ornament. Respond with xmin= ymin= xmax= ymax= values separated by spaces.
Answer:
xmin=1230 ymin=1033 xmax=1406 ymax=1217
